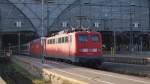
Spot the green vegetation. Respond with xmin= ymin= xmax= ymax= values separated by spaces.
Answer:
xmin=11 ymin=63 xmax=49 ymax=84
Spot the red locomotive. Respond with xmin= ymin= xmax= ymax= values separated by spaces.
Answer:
xmin=12 ymin=29 xmax=103 ymax=65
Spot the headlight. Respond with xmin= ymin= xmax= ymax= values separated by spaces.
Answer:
xmin=80 ymin=48 xmax=88 ymax=52
xmin=89 ymin=48 xmax=97 ymax=52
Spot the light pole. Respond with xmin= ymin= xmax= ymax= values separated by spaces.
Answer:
xmin=79 ymin=0 xmax=82 ymax=28
xmin=41 ymin=0 xmax=45 ymax=64
xmin=8 ymin=43 xmax=11 ymax=53
xmin=140 ymin=36 xmax=143 ymax=53
xmin=113 ymin=31 xmax=116 ymax=55
xmin=16 ymin=21 xmax=21 ymax=54
xmin=41 ymin=0 xmax=54 ymax=64
xmin=18 ymin=29 xmax=21 ymax=54
xmin=129 ymin=4 xmax=135 ymax=53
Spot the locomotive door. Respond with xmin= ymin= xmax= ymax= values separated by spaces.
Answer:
xmin=69 ymin=35 xmax=72 ymax=56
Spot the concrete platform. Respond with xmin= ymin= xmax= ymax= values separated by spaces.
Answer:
xmin=102 ymin=62 xmax=150 ymax=77
xmin=12 ymin=55 xmax=150 ymax=84
xmin=103 ymin=54 xmax=150 ymax=65
xmin=0 ymin=77 xmax=6 ymax=84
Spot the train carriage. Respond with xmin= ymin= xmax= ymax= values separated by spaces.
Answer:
xmin=29 ymin=39 xmax=42 ymax=57
xmin=11 ymin=29 xmax=103 ymax=65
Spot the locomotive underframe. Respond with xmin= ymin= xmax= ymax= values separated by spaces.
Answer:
xmin=45 ymin=55 xmax=104 ymax=64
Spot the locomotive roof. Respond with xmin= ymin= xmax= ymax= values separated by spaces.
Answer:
xmin=46 ymin=28 xmax=100 ymax=39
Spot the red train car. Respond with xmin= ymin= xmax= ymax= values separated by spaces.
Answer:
xmin=14 ymin=29 xmax=103 ymax=65
xmin=45 ymin=30 xmax=103 ymax=64
xmin=29 ymin=39 xmax=42 ymax=57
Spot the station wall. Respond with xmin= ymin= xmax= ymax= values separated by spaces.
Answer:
xmin=0 ymin=0 xmax=34 ymax=32
xmin=49 ymin=0 xmax=150 ymax=32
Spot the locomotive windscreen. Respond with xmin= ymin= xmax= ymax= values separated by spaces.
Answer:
xmin=91 ymin=35 xmax=100 ymax=42
xmin=78 ymin=34 xmax=88 ymax=42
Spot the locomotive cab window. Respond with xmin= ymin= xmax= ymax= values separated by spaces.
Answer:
xmin=50 ymin=39 xmax=52 ymax=44
xmin=78 ymin=34 xmax=88 ymax=42
xmin=65 ymin=36 xmax=68 ymax=43
xmin=91 ymin=35 xmax=99 ymax=42
xmin=48 ymin=39 xmax=51 ymax=44
xmin=58 ymin=38 xmax=61 ymax=43
xmin=47 ymin=40 xmax=49 ymax=44
xmin=62 ymin=37 xmax=65 ymax=43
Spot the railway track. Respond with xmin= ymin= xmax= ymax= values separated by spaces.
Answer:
xmin=0 ymin=64 xmax=32 ymax=84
